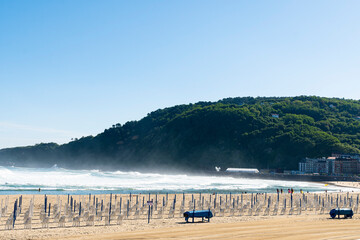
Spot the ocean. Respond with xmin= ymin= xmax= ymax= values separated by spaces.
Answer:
xmin=0 ymin=166 xmax=355 ymax=195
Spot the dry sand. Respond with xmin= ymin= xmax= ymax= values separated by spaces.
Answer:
xmin=326 ymin=181 xmax=360 ymax=189
xmin=1 ymin=184 xmax=360 ymax=240
xmin=2 ymin=213 xmax=360 ymax=240
xmin=73 ymin=215 xmax=360 ymax=240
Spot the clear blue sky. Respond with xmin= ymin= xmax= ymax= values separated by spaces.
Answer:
xmin=1 ymin=0 xmax=359 ymax=149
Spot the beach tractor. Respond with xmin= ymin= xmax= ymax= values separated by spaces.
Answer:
xmin=329 ymin=208 xmax=353 ymax=219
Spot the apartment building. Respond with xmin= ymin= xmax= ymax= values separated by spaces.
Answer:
xmin=299 ymin=154 xmax=360 ymax=175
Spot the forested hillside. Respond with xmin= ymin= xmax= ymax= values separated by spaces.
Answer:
xmin=1 ymin=96 xmax=360 ymax=172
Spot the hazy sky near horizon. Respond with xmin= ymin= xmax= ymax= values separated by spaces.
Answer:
xmin=1 ymin=0 xmax=360 ymax=149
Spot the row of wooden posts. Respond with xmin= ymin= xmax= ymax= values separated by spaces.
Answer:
xmin=1 ymin=191 xmax=359 ymax=230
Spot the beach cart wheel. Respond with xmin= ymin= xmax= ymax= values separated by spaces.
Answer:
xmin=329 ymin=209 xmax=336 ymax=219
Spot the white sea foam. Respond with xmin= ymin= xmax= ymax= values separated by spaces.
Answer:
xmin=0 ymin=166 xmax=356 ymax=193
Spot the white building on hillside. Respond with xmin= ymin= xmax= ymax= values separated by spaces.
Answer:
xmin=225 ymin=168 xmax=259 ymax=174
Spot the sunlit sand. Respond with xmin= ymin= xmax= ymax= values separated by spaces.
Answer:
xmin=1 ymin=184 xmax=360 ymax=239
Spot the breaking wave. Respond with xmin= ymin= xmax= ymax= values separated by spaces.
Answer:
xmin=0 ymin=166 xmax=355 ymax=195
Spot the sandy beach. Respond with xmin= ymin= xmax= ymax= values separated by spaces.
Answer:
xmin=326 ymin=181 xmax=360 ymax=189
xmin=1 ymin=187 xmax=360 ymax=240
xmin=2 ymin=214 xmax=360 ymax=240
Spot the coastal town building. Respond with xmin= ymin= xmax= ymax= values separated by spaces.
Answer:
xmin=299 ymin=158 xmax=330 ymax=174
xmin=299 ymin=154 xmax=360 ymax=175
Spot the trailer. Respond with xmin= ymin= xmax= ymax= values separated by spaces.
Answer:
xmin=329 ymin=208 xmax=353 ymax=219
xmin=183 ymin=209 xmax=213 ymax=223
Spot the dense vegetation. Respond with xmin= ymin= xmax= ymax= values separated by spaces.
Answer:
xmin=1 ymin=96 xmax=360 ymax=172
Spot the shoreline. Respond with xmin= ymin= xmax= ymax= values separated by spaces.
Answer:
xmin=324 ymin=181 xmax=360 ymax=190
xmin=209 ymin=171 xmax=360 ymax=183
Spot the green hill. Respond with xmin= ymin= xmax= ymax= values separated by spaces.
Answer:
xmin=1 ymin=96 xmax=360 ymax=171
